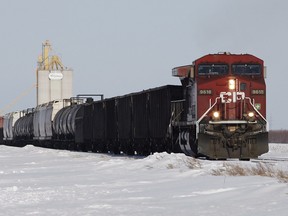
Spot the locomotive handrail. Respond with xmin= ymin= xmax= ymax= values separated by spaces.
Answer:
xmin=197 ymin=97 xmax=221 ymax=124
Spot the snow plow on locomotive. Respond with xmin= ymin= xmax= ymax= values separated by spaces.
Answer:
xmin=171 ymin=52 xmax=268 ymax=159
xmin=0 ymin=52 xmax=268 ymax=160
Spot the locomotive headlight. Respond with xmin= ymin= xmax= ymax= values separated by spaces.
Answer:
xmin=229 ymin=79 xmax=236 ymax=90
xmin=213 ymin=111 xmax=220 ymax=120
xmin=248 ymin=112 xmax=254 ymax=118
xmin=246 ymin=112 xmax=255 ymax=121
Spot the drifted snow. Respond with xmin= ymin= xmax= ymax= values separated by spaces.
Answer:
xmin=0 ymin=144 xmax=287 ymax=216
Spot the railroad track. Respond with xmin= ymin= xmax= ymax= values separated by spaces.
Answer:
xmin=251 ymin=157 xmax=288 ymax=163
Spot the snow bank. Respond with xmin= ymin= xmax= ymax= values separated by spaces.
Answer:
xmin=0 ymin=144 xmax=288 ymax=216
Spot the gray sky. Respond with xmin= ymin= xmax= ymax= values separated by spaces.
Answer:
xmin=0 ymin=0 xmax=287 ymax=129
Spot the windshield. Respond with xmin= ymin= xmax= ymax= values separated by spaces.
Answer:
xmin=232 ymin=64 xmax=261 ymax=75
xmin=198 ymin=64 xmax=228 ymax=75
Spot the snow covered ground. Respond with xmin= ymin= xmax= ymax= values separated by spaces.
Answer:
xmin=0 ymin=143 xmax=287 ymax=216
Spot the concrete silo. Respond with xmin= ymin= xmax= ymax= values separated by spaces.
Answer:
xmin=36 ymin=40 xmax=73 ymax=106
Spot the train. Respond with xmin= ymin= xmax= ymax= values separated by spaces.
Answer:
xmin=0 ymin=52 xmax=268 ymax=159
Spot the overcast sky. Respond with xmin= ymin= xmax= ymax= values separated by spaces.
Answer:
xmin=0 ymin=0 xmax=287 ymax=129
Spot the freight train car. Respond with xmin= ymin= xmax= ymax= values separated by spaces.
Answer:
xmin=2 ymin=111 xmax=21 ymax=146
xmin=71 ymin=85 xmax=183 ymax=155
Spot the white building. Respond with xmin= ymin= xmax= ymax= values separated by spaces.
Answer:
xmin=36 ymin=40 xmax=73 ymax=105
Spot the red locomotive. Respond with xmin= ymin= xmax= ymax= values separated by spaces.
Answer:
xmin=172 ymin=52 xmax=268 ymax=159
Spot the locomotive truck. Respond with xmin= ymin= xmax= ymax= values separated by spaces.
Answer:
xmin=1 ymin=52 xmax=268 ymax=159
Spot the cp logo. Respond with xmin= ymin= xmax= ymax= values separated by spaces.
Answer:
xmin=220 ymin=92 xmax=245 ymax=103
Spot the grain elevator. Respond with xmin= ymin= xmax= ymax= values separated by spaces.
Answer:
xmin=36 ymin=40 xmax=73 ymax=105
